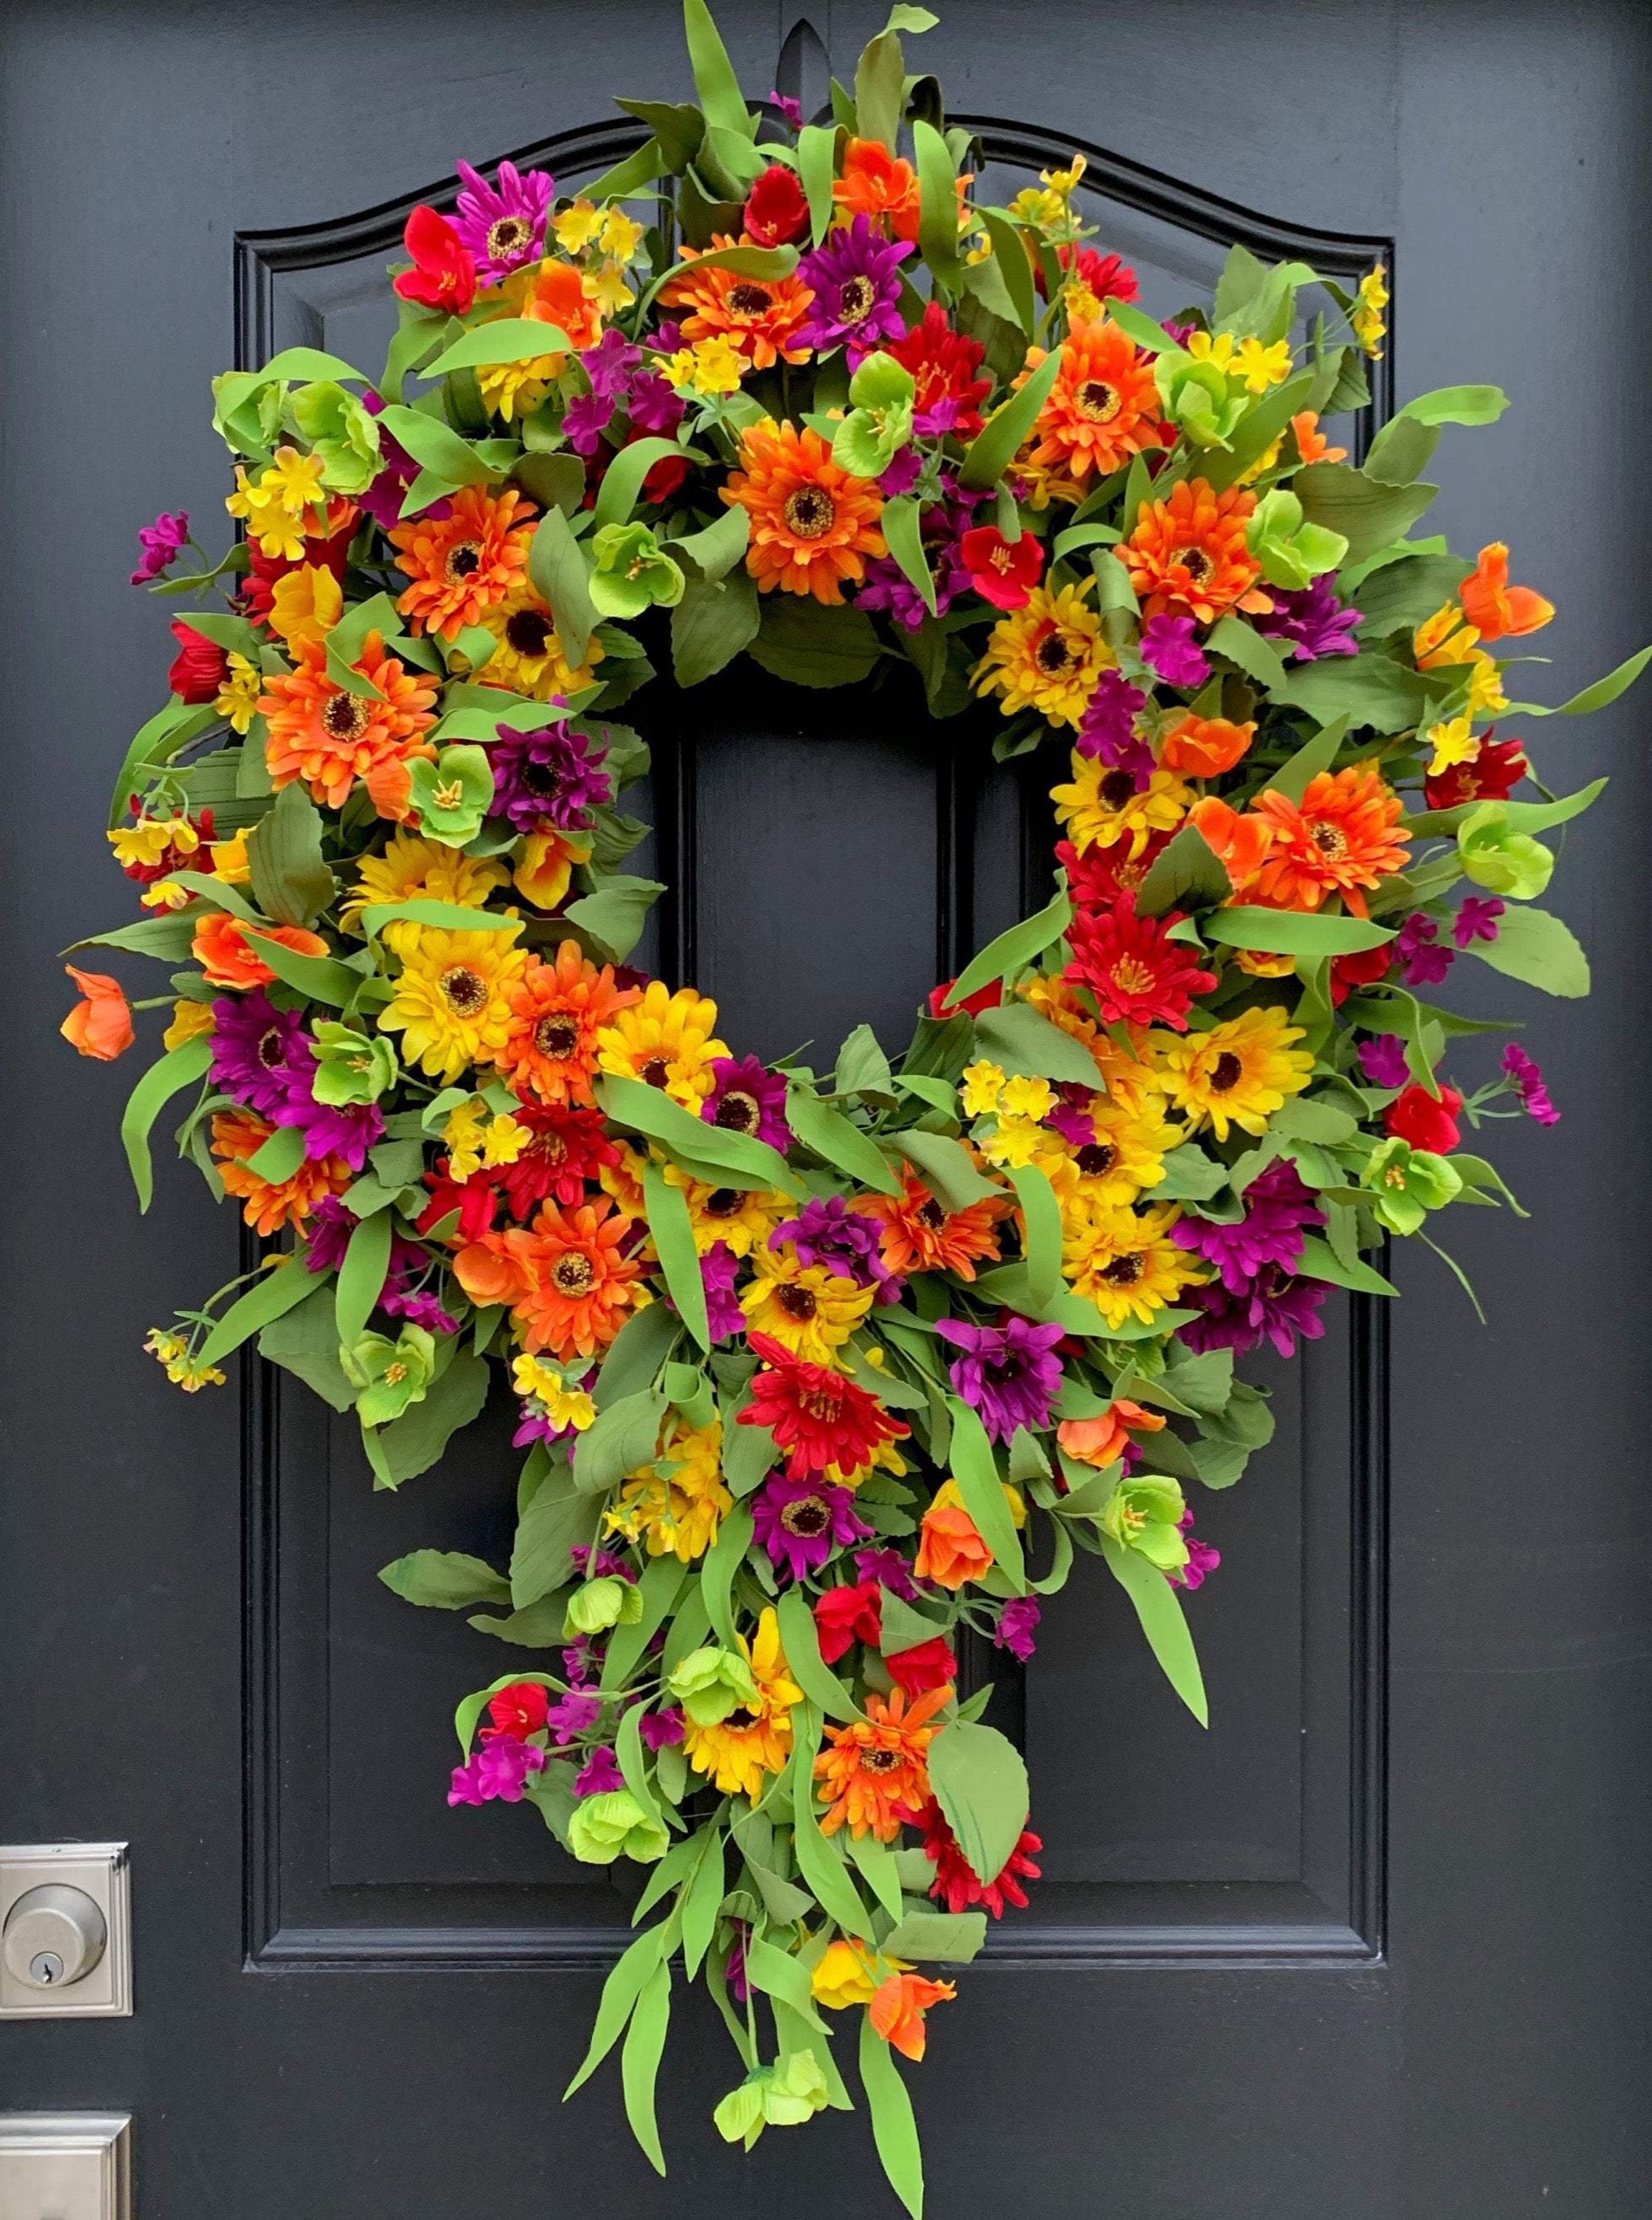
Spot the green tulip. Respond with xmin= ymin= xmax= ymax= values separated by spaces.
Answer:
xmin=1245 ymin=488 xmax=1348 ymax=590
xmin=339 ymin=1324 xmax=436 ymax=1426
xmin=667 ymin=1644 xmax=759 ymax=1726
xmin=1154 ymin=354 xmax=1246 ymax=449
xmin=1098 ymin=1474 xmax=1190 ymax=1570
xmin=1361 ymin=1137 xmax=1462 ymax=1236
xmin=831 ymin=350 xmax=916 ymax=479
xmin=1457 ymin=801 xmax=1553 ymax=901
xmin=311 ymin=1020 xmax=398 ymax=1106
xmin=567 ymin=1789 xmax=669 ymax=1866
xmin=290 ymin=380 xmax=381 ymax=496
xmin=564 ymin=1575 xmax=644 ymax=1637
xmin=714 ymin=2053 xmax=831 ymax=2147
xmin=587 ymin=522 xmax=686 ymax=620
xmin=408 ymin=744 xmax=495 ymax=848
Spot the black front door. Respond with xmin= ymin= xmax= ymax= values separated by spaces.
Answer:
xmin=3 ymin=3 xmax=1649 ymax=2214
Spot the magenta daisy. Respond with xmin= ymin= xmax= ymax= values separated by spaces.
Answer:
xmin=453 ymin=158 xmax=555 ymax=281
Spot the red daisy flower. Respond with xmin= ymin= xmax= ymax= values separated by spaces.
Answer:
xmin=814 ymin=1581 xmax=884 ymax=1664
xmin=1058 ymin=832 xmax=1172 ymax=909
xmin=740 ymin=1329 xmax=910 ymax=1479
xmin=1065 ymin=894 xmax=1216 ymax=1030
xmin=887 ymin=301 xmax=992 ymax=437
xmin=1424 ymin=734 xmax=1529 ymax=811
xmin=920 ymin=1799 xmax=1043 ymax=1917
xmin=495 ymin=1104 xmax=620 ymax=1217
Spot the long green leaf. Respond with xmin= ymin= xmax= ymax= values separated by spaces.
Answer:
xmin=642 ymin=1160 xmax=711 ymax=1352
xmin=887 ymin=1130 xmax=1000 ymax=1213
xmin=1007 ymin=1163 xmax=1062 ymax=1312
xmin=334 ymin=1210 xmax=392 ymax=1347
xmin=785 ymin=1087 xmax=901 ymax=1195
xmin=423 ymin=318 xmax=574 ymax=376
xmin=947 ymin=886 xmax=1072 ymax=1004
xmin=593 ymin=436 xmax=695 ymax=529
xmin=959 ymin=345 xmax=1061 ymax=490
xmin=197 ymin=1260 xmax=318 ymax=1367
xmin=120 ymin=1036 xmax=213 ymax=1211
xmin=880 ymin=494 xmax=937 ymax=615
xmin=1203 ymin=907 xmax=1393 ymax=955
xmin=858 ymin=2016 xmax=926 ymax=2220
xmin=913 ymin=119 xmax=960 ymax=282
xmin=1101 ymin=1533 xmax=1208 ymax=1723
xmin=926 ymin=1717 xmax=1029 ymax=1886
xmin=1504 ymin=644 xmax=1652 ymax=718
xmin=700 ymin=1498 xmax=754 ymax=1649
xmin=564 ymin=1923 xmax=667 ymax=2099
xmin=682 ymin=0 xmax=751 ymax=136
xmin=776 ymin=1588 xmax=859 ymax=1722
xmin=527 ymin=505 xmax=596 ymax=666
xmin=945 ymin=1396 xmax=1024 ymax=1586
xmin=789 ymin=1707 xmax=875 ymax=1938
xmin=597 ymin=1074 xmax=800 ymax=1194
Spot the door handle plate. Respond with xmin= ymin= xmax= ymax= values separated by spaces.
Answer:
xmin=0 ymin=1848 xmax=131 ymax=2019
xmin=0 ymin=2116 xmax=131 ymax=2220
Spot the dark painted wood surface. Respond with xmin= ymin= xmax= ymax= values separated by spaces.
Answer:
xmin=2 ymin=3 xmax=1648 ymax=2213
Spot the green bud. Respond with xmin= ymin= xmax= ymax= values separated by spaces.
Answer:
xmin=408 ymin=744 xmax=495 ymax=848
xmin=1099 ymin=1474 xmax=1189 ymax=1570
xmin=1457 ymin=802 xmax=1553 ymax=901
xmin=339 ymin=1324 xmax=436 ymax=1426
xmin=1361 ymin=1137 xmax=1462 ymax=1236
xmin=587 ymin=522 xmax=686 ymax=621
xmin=1244 ymin=487 xmax=1348 ymax=591
xmin=567 ymin=1788 xmax=669 ymax=1866
xmin=713 ymin=2076 xmax=768 ymax=2146
xmin=667 ymin=1644 xmax=759 ymax=1726
xmin=311 ymin=1020 xmax=398 ymax=1106
xmin=762 ymin=2050 xmax=831 ymax=2126
xmin=564 ymin=1575 xmax=643 ymax=1636
xmin=1154 ymin=354 xmax=1245 ymax=450
xmin=832 ymin=352 xmax=917 ymax=478
xmin=290 ymin=381 xmax=381 ymax=496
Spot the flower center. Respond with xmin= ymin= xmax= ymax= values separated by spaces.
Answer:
xmin=1109 ymin=955 xmax=1157 ymax=997
xmin=552 ymin=1252 xmax=595 ymax=1296
xmin=433 ymin=778 xmax=466 ymax=811
xmin=714 ymin=1089 xmax=762 ymax=1134
xmin=1077 ymin=1141 xmax=1118 ymax=1176
xmin=639 ymin=1054 xmax=673 ymax=1089
xmin=322 ymin=692 xmax=372 ymax=741
xmin=1077 ymin=377 xmax=1121 ymax=423
xmin=1099 ymin=769 xmax=1138 ymax=808
xmin=783 ymin=486 xmax=837 ymax=541
xmin=838 ymin=275 xmax=876 ymax=324
xmin=724 ymin=1706 xmax=757 ymax=1731
xmin=777 ymin=1283 xmax=818 ymax=1321
xmin=534 ymin=1013 xmax=580 ymax=1059
xmin=1309 ymin=819 xmax=1349 ymax=859
xmin=781 ymin=1495 xmax=831 ymax=1538
xmin=1208 ymin=1051 xmax=1243 ymax=1092
xmin=446 ymin=540 xmax=484 ymax=580
xmin=520 ymin=757 xmax=565 ymax=800
xmin=705 ymin=1188 xmax=744 ymax=1218
xmin=1035 ymin=628 xmax=1073 ymax=675
xmin=860 ymin=1747 xmax=902 ymax=1773
xmin=257 ymin=1026 xmax=288 ymax=1070
xmin=441 ymin=966 xmax=488 ymax=1016
xmin=1099 ymin=1252 xmax=1146 ymax=1286
xmin=487 ymin=215 xmax=532 ymax=260
xmin=799 ymin=1384 xmax=843 ymax=1420
xmin=727 ymin=282 xmax=773 ymax=314
xmin=384 ymin=1360 xmax=409 ymax=1386
xmin=916 ymin=1199 xmax=948 ymax=1231
xmin=1179 ymin=546 xmax=1215 ymax=586
xmin=505 ymin=608 xmax=553 ymax=657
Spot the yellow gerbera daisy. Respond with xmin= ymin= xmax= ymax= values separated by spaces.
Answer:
xmin=377 ymin=923 xmax=528 ymax=1083
xmin=1040 ymin=1095 xmax=1180 ymax=1212
xmin=682 ymin=1607 xmax=802 ymax=1799
xmin=740 ymin=1245 xmax=875 ymax=1366
xmin=598 ymin=1137 xmax=651 ymax=1220
xmin=661 ymin=1163 xmax=787 ymax=1257
xmin=605 ymin=1420 xmax=733 ymax=1563
xmin=469 ymin=586 xmax=606 ymax=701
xmin=596 ymin=982 xmax=730 ymax=1109
xmin=342 ymin=831 xmax=511 ymax=933
xmin=1051 ymin=752 xmax=1193 ymax=859
xmin=974 ymin=580 xmax=1112 ymax=728
xmin=1061 ymin=1201 xmax=1206 ymax=1328
xmin=1157 ymin=1006 xmax=1313 ymax=1141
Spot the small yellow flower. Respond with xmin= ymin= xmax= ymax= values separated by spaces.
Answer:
xmin=584 ymin=261 xmax=634 ymax=318
xmin=482 ymin=1113 xmax=531 ymax=1167
xmin=812 ymin=1939 xmax=887 ymax=2010
xmin=663 ymin=334 xmax=746 ymax=397
xmin=998 ymin=1073 xmax=1056 ymax=1121
xmin=1186 ymin=330 xmax=1238 ymax=374
xmin=960 ymin=1060 xmax=1007 ymax=1118
xmin=976 ymin=1115 xmax=1046 ymax=1169
xmin=144 ymin=1327 xmax=226 ymax=1393
xmin=139 ymin=878 xmax=195 ymax=911
xmin=511 ymin=1352 xmax=596 ymax=1433
xmin=267 ymin=562 xmax=344 ymax=651
xmin=597 ymin=208 xmax=645 ymax=262
xmin=215 ymin=652 xmax=263 ymax=736
xmin=163 ymin=998 xmax=217 ymax=1051
xmin=442 ymin=1099 xmax=490 ymax=1179
xmin=1352 ymin=263 xmax=1389 ymax=359
xmin=210 ymin=830 xmax=253 ymax=885
xmin=553 ymin=199 xmax=604 ymax=254
xmin=606 ymin=1420 xmax=733 ymax=1563
xmin=1425 ymin=713 xmax=1480 ymax=778
xmin=514 ymin=826 xmax=591 ymax=912
xmin=110 ymin=815 xmax=198 ymax=869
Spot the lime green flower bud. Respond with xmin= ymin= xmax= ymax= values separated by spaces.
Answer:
xmin=1457 ymin=802 xmax=1553 ymax=901
xmin=1361 ymin=1136 xmax=1462 ymax=1236
xmin=667 ymin=1644 xmax=759 ymax=1726
xmin=311 ymin=1020 xmax=398 ymax=1106
xmin=339 ymin=1324 xmax=436 ymax=1426
xmin=567 ymin=1789 xmax=669 ymax=1866
xmin=564 ymin=1575 xmax=644 ymax=1637
xmin=1154 ymin=354 xmax=1245 ymax=449
xmin=587 ymin=522 xmax=686 ymax=621
xmin=1099 ymin=1474 xmax=1189 ymax=1570
xmin=290 ymin=381 xmax=381 ymax=496
xmin=832 ymin=351 xmax=917 ymax=477
xmin=1245 ymin=488 xmax=1348 ymax=591
xmin=408 ymin=744 xmax=495 ymax=848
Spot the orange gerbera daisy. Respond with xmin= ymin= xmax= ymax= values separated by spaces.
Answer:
xmin=858 ymin=1170 xmax=1008 ymax=1281
xmin=389 ymin=484 xmax=537 ymax=641
xmin=660 ymin=235 xmax=815 ymax=369
xmin=814 ymin=1682 xmax=952 ymax=1842
xmin=211 ymin=1111 xmax=352 ymax=1236
xmin=831 ymin=136 xmax=922 ymax=241
xmin=722 ymin=421 xmax=885 ymax=602
xmin=1023 ymin=319 xmax=1164 ymax=482
xmin=1250 ymin=765 xmax=1411 ymax=917
xmin=259 ymin=631 xmax=439 ymax=810
xmin=1123 ymin=478 xmax=1268 ymax=624
xmin=454 ymin=1196 xmax=645 ymax=1361
xmin=495 ymin=941 xmax=639 ymax=1106
xmin=1160 ymin=712 xmax=1256 ymax=778
xmin=870 ymin=1971 xmax=957 ymax=2062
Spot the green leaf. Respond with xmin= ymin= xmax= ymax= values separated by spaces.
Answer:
xmin=330 ymin=1210 xmax=389 ymax=1349
xmin=108 ymin=702 xmax=220 ymax=830
xmin=926 ymin=1717 xmax=1029 ymax=1885
xmin=243 ymin=931 xmax=362 ymax=1008
xmin=1393 ymin=382 xmax=1510 ymax=427
xmin=836 ymin=1022 xmax=895 ymax=1099
xmin=1008 ymin=1163 xmax=1063 ymax=1313
xmin=562 ymin=875 xmax=666 ymax=965
xmin=797 ymin=123 xmax=838 ymax=247
xmin=971 ymin=998 xmax=1104 ymax=1086
xmin=1294 ymin=1232 xmax=1398 ymax=1297
xmin=378 ymin=1550 xmax=510 ymax=1610
xmin=564 ymin=1923 xmax=666 ymax=2099
xmin=120 ymin=1036 xmax=212 ymax=1211
xmin=510 ymin=1460 xmax=601 ymax=1606
xmin=258 ymin=1281 xmax=355 ymax=1410
xmin=744 ymin=1933 xmax=829 ymax=2026
xmin=1101 ymin=1533 xmax=1207 ymax=1724
xmin=667 ymin=502 xmax=749 ymax=584
xmin=776 ymin=1589 xmax=858 ymax=1723
xmin=1293 ymin=462 xmax=1437 ymax=564
xmin=571 ymin=1387 xmax=668 ymax=1497
xmin=881 ymin=494 xmax=938 ymax=616
xmin=946 ymin=1396 xmax=1024 ymax=1586
xmin=1263 ymin=714 xmax=1350 ymax=805
xmin=374 ymin=1351 xmax=491 ymax=1485
xmin=245 ymin=782 xmax=334 ymax=928
xmin=245 ymin=1121 xmax=307 ymax=1184
xmin=700 ymin=1499 xmax=754 ymax=1650
xmin=786 ymin=1087 xmax=901 ymax=1195
xmin=423 ymin=318 xmax=574 ymax=376
xmin=1206 ymin=613 xmax=1289 ymax=695
xmin=947 ymin=886 xmax=1072 ymax=1005
xmin=854 ymin=23 xmax=906 ymax=148
xmin=197 ymin=1260 xmax=317 ymax=1367
xmin=375 ymin=404 xmax=498 ymax=489
xmin=887 ymin=1131 xmax=1000 ymax=1213
xmin=671 ymin=568 xmax=760 ymax=686
xmin=682 ymin=0 xmax=751 ymax=136
xmin=1350 ymin=553 xmax=1473 ymax=637
xmin=749 ymin=596 xmax=881 ymax=687
xmin=846 ymin=1829 xmax=905 ymax=1923
xmin=597 ymin=1074 xmax=799 ymax=1194
xmin=1361 ymin=415 xmax=1441 ymax=488
xmin=644 ymin=1159 xmax=711 ymax=1353
xmin=913 ymin=118 xmax=960 ymax=281
xmin=527 ymin=504 xmax=596 ymax=666
xmin=593 ymin=436 xmax=695 ymax=530
xmin=960 ymin=346 xmax=1062 ymax=491
xmin=680 ymin=1826 xmax=726 ymax=1977
xmin=1104 ymin=298 xmax=1179 ymax=355
xmin=789 ymin=1708 xmax=874 ymax=1939
xmin=1277 ymin=650 xmax=1432 ymax=735
xmin=1503 ymin=644 xmax=1652 ymax=718
xmin=858 ymin=2014 xmax=926 ymax=2220
xmin=1135 ymin=824 xmax=1231 ymax=917
xmin=1203 ymin=907 xmax=1393 ymax=955
xmin=1467 ymin=904 xmax=1590 ymax=998
xmin=358 ymin=897 xmax=520 ymax=938
xmin=881 ymin=1909 xmax=987 ymax=1963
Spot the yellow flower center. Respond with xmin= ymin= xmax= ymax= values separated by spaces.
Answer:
xmin=552 ymin=1252 xmax=596 ymax=1296
xmin=441 ymin=966 xmax=488 ymax=1016
xmin=1076 ymin=377 xmax=1121 ymax=423
xmin=535 ymin=1013 xmax=580 ymax=1058
xmin=1109 ymin=956 xmax=1157 ymax=998
xmin=323 ymin=693 xmax=372 ymax=741
xmin=433 ymin=778 xmax=466 ymax=811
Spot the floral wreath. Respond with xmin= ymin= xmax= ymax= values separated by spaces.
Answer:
xmin=68 ymin=3 xmax=1645 ymax=2207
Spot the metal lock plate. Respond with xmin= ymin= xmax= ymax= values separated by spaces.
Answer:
xmin=0 ymin=2116 xmax=131 ymax=2220
xmin=0 ymin=1847 xmax=131 ymax=2019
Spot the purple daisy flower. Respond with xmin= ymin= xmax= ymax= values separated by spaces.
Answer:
xmin=447 ymin=1736 xmax=547 ymax=1807
xmin=1173 ymin=1160 xmax=1324 ymax=1295
xmin=574 ymin=1745 xmax=626 ymax=1799
xmin=1255 ymin=577 xmax=1362 ymax=662
xmin=210 ymin=991 xmax=309 ymax=1118
xmin=1168 ymin=1508 xmax=1221 ymax=1591
xmin=855 ymin=1544 xmax=920 ymax=1602
xmin=934 ymin=1314 xmax=1066 ymax=1443
xmin=770 ymin=1195 xmax=895 ymax=1297
xmin=303 ymin=1196 xmax=356 ymax=1275
xmin=489 ymin=720 xmax=612 ymax=832
xmin=1455 ymin=895 xmax=1505 ymax=948
xmin=626 ymin=369 xmax=687 ymax=436
xmin=1139 ymin=613 xmax=1210 ymax=689
xmin=282 ymin=1071 xmax=385 ymax=1171
xmin=131 ymin=507 xmax=189 ymax=586
xmin=702 ymin=1055 xmax=792 ymax=1149
xmin=1358 ymin=1034 xmax=1410 ymax=1089
xmin=1179 ymin=1269 xmax=1330 ymax=1359
xmin=1074 ymin=669 xmax=1150 ymax=773
xmin=453 ymin=158 xmax=555 ymax=281
xmin=858 ymin=479 xmax=982 ymax=631
xmin=798 ymin=215 xmax=914 ymax=364
xmin=1503 ymin=1042 xmax=1560 ymax=1126
xmin=994 ymin=1596 xmax=1041 ymax=1662
xmin=700 ymin=1244 xmax=746 ymax=1343
xmin=752 ymin=1473 xmax=869 ymax=1582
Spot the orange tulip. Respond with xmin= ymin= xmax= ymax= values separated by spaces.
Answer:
xmin=1188 ymin=794 xmax=1273 ymax=893
xmin=1290 ymin=410 xmax=1346 ymax=466
xmin=869 ymin=1972 xmax=957 ymax=2061
xmin=1057 ymin=1397 xmax=1167 ymax=1471
xmin=60 ymin=966 xmax=134 ymax=1061
xmin=914 ymin=1482 xmax=993 ymax=1589
xmin=1459 ymin=542 xmax=1554 ymax=642
xmin=1161 ymin=713 xmax=1256 ymax=778
xmin=192 ymin=911 xmax=329 ymax=989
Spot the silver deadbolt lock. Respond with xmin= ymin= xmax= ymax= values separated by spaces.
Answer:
xmin=3 ymin=1885 xmax=108 ymax=1990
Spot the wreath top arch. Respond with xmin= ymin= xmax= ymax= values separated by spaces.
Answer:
xmin=68 ymin=2 xmax=1643 ymax=2206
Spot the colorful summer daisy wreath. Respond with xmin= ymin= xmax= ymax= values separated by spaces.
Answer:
xmin=69 ymin=3 xmax=1647 ymax=2207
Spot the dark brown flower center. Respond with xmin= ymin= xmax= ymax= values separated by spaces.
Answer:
xmin=777 ymin=1283 xmax=818 ymax=1321
xmin=1099 ymin=1252 xmax=1146 ymax=1286
xmin=441 ymin=966 xmax=487 ymax=1016
xmin=487 ymin=215 xmax=532 ymax=259
xmin=1179 ymin=546 xmax=1215 ymax=586
xmin=783 ymin=486 xmax=837 ymax=541
xmin=1077 ymin=377 xmax=1121 ymax=423
xmin=723 ymin=1706 xmax=757 ymax=1731
xmin=446 ymin=541 xmax=484 ymax=580
xmin=781 ymin=1495 xmax=831 ymax=1538
xmin=1099 ymin=769 xmax=1137 ymax=809
xmin=322 ymin=692 xmax=372 ymax=741
xmin=1208 ymin=1051 xmax=1243 ymax=1092
xmin=714 ymin=1089 xmax=762 ymax=1134
xmin=1035 ymin=629 xmax=1073 ymax=675
xmin=257 ymin=1027 xmax=288 ymax=1070
xmin=1077 ymin=1141 xmax=1118 ymax=1176
xmin=520 ymin=757 xmax=564 ymax=800
xmin=1309 ymin=820 xmax=1349 ymax=859
xmin=727 ymin=282 xmax=773 ymax=314
xmin=860 ymin=1746 xmax=902 ymax=1773
xmin=534 ymin=1013 xmax=580 ymax=1059
xmin=705 ymin=1189 xmax=744 ymax=1218
xmin=838 ymin=275 xmax=876 ymax=324
xmin=552 ymin=1252 xmax=595 ymax=1296
xmin=505 ymin=607 xmax=553 ymax=657
xmin=639 ymin=1055 xmax=673 ymax=1088
xmin=916 ymin=1199 xmax=948 ymax=1231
